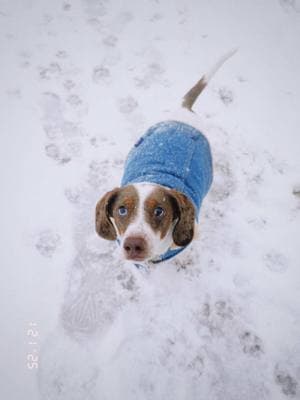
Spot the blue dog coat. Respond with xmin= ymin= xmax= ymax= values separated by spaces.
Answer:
xmin=121 ymin=120 xmax=213 ymax=264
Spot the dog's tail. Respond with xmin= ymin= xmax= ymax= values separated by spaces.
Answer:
xmin=182 ymin=48 xmax=238 ymax=112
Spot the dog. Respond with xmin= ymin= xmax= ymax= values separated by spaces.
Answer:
xmin=95 ymin=50 xmax=236 ymax=267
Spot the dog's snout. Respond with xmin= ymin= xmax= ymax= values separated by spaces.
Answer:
xmin=123 ymin=236 xmax=148 ymax=261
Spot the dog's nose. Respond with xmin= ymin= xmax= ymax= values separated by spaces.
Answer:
xmin=123 ymin=236 xmax=147 ymax=261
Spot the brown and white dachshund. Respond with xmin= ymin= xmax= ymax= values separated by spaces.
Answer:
xmin=95 ymin=50 xmax=236 ymax=266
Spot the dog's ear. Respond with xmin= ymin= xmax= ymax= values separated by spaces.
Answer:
xmin=95 ymin=188 xmax=120 ymax=240
xmin=168 ymin=189 xmax=195 ymax=247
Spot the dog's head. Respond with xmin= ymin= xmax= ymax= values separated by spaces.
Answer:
xmin=95 ymin=183 xmax=195 ymax=263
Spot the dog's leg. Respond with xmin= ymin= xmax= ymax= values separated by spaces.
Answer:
xmin=182 ymin=48 xmax=238 ymax=112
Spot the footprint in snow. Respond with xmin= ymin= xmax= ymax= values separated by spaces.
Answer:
xmin=63 ymin=79 xmax=76 ymax=91
xmin=292 ymin=184 xmax=300 ymax=197
xmin=134 ymin=62 xmax=167 ymax=89
xmin=56 ymin=50 xmax=68 ymax=59
xmin=209 ymin=156 xmax=236 ymax=203
xmin=239 ymin=331 xmax=264 ymax=358
xmin=19 ymin=51 xmax=31 ymax=69
xmin=173 ymin=248 xmax=199 ymax=271
xmin=118 ymin=11 xmax=134 ymax=26
xmin=82 ymin=0 xmax=107 ymax=18
xmin=88 ymin=160 xmax=110 ymax=188
xmin=41 ymin=92 xmax=84 ymax=164
xmin=61 ymin=245 xmax=136 ymax=336
xmin=67 ymin=94 xmax=83 ymax=107
xmin=263 ymin=251 xmax=289 ymax=273
xmin=64 ymin=186 xmax=83 ymax=205
xmin=274 ymin=363 xmax=298 ymax=397
xmin=117 ymin=270 xmax=137 ymax=293
xmin=6 ymin=88 xmax=21 ymax=98
xmin=44 ymin=141 xmax=81 ymax=165
xmin=186 ymin=354 xmax=205 ymax=378
xmin=102 ymin=34 xmax=118 ymax=47
xmin=198 ymin=299 xmax=237 ymax=337
xmin=218 ymin=86 xmax=234 ymax=105
xmin=62 ymin=2 xmax=72 ymax=11
xmin=37 ymin=331 xmax=99 ymax=400
xmin=118 ymin=96 xmax=138 ymax=114
xmin=39 ymin=63 xmax=62 ymax=81
xmin=279 ymin=0 xmax=300 ymax=13
xmin=92 ymin=65 xmax=111 ymax=84
xmin=149 ymin=13 xmax=164 ymax=22
xmin=215 ymin=300 xmax=234 ymax=320
xmin=61 ymin=257 xmax=114 ymax=335
xmin=35 ymin=229 xmax=62 ymax=258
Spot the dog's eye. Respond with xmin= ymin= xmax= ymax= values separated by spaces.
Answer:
xmin=118 ymin=206 xmax=128 ymax=216
xmin=154 ymin=206 xmax=165 ymax=218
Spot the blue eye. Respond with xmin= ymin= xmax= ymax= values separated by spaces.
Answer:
xmin=154 ymin=206 xmax=165 ymax=218
xmin=118 ymin=206 xmax=128 ymax=216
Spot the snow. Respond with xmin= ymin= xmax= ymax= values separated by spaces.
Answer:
xmin=0 ymin=0 xmax=300 ymax=399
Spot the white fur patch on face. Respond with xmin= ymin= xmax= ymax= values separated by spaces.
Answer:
xmin=119 ymin=183 xmax=175 ymax=261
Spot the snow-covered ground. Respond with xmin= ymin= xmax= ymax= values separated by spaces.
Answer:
xmin=1 ymin=0 xmax=300 ymax=399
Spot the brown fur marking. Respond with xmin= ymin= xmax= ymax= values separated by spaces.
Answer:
xmin=167 ymin=189 xmax=195 ymax=247
xmin=95 ymin=187 xmax=120 ymax=240
xmin=110 ymin=185 xmax=139 ymax=235
xmin=144 ymin=187 xmax=176 ymax=239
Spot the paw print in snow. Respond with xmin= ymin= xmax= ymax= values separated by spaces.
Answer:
xmin=149 ymin=13 xmax=164 ymax=22
xmin=67 ymin=94 xmax=83 ymax=107
xmin=64 ymin=79 xmax=76 ymax=91
xmin=118 ymin=96 xmax=138 ymax=114
xmin=88 ymin=160 xmax=109 ymax=187
xmin=64 ymin=186 xmax=83 ymax=205
xmin=62 ymin=2 xmax=71 ymax=11
xmin=209 ymin=158 xmax=236 ymax=203
xmin=215 ymin=300 xmax=234 ymax=320
xmin=292 ymin=184 xmax=300 ymax=197
xmin=239 ymin=331 xmax=264 ymax=358
xmin=218 ymin=87 xmax=234 ymax=105
xmin=198 ymin=299 xmax=236 ymax=337
xmin=274 ymin=364 xmax=298 ymax=397
xmin=263 ymin=251 xmax=289 ymax=273
xmin=134 ymin=63 xmax=166 ymax=89
xmin=39 ymin=63 xmax=61 ymax=80
xmin=45 ymin=143 xmax=71 ymax=164
xmin=117 ymin=270 xmax=137 ymax=292
xmin=279 ymin=0 xmax=300 ymax=13
xmin=45 ymin=143 xmax=60 ymax=161
xmin=35 ymin=230 xmax=61 ymax=258
xmin=83 ymin=0 xmax=107 ymax=17
xmin=102 ymin=35 xmax=118 ymax=47
xmin=92 ymin=65 xmax=111 ymax=84
xmin=56 ymin=50 xmax=68 ymax=59
xmin=186 ymin=354 xmax=205 ymax=378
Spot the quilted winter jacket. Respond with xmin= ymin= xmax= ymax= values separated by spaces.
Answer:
xmin=121 ymin=120 xmax=213 ymax=218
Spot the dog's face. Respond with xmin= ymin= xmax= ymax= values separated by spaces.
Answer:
xmin=95 ymin=183 xmax=195 ymax=263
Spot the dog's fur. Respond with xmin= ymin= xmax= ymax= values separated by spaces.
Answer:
xmin=96 ymin=50 xmax=237 ymax=264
